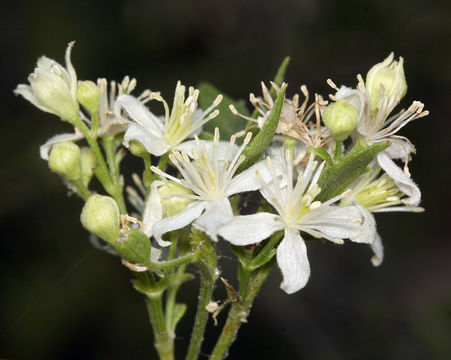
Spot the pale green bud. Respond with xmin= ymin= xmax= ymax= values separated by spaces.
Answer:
xmin=158 ymin=181 xmax=194 ymax=217
xmin=366 ymin=53 xmax=407 ymax=113
xmin=128 ymin=140 xmax=149 ymax=158
xmin=48 ymin=141 xmax=81 ymax=181
xmin=80 ymin=147 xmax=97 ymax=186
xmin=80 ymin=195 xmax=120 ymax=244
xmin=29 ymin=70 xmax=79 ymax=121
xmin=77 ymin=80 xmax=100 ymax=114
xmin=322 ymin=100 xmax=358 ymax=141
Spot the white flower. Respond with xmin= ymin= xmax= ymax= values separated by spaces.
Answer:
xmin=150 ymin=129 xmax=267 ymax=246
xmin=218 ymin=153 xmax=368 ymax=294
xmin=329 ymin=74 xmax=427 ymax=205
xmin=118 ymin=81 xmax=222 ymax=156
xmin=14 ymin=42 xmax=79 ymax=122
xmin=340 ymin=164 xmax=424 ymax=266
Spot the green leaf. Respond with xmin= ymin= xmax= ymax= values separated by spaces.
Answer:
xmin=237 ymin=84 xmax=287 ymax=173
xmin=114 ymin=229 xmax=150 ymax=265
xmin=198 ymin=82 xmax=249 ymax=138
xmin=168 ymin=303 xmax=187 ymax=333
xmin=312 ymin=147 xmax=333 ymax=164
xmin=316 ymin=140 xmax=389 ymax=202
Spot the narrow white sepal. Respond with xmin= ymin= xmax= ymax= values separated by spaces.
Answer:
xmin=218 ymin=212 xmax=283 ymax=246
xmin=277 ymin=229 xmax=310 ymax=294
xmin=350 ymin=205 xmax=377 ymax=244
xmin=123 ymin=123 xmax=170 ymax=156
xmin=141 ymin=180 xmax=164 ymax=237
xmin=117 ymin=94 xmax=164 ymax=132
xmin=370 ymin=233 xmax=384 ymax=266
xmin=153 ymin=200 xmax=206 ymax=247
xmin=40 ymin=130 xmax=84 ymax=160
xmin=377 ymin=151 xmax=421 ymax=206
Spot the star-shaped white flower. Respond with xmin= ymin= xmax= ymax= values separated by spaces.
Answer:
xmin=117 ymin=81 xmax=222 ymax=157
xmin=218 ymin=153 xmax=369 ymax=294
xmin=149 ymin=128 xmax=268 ymax=246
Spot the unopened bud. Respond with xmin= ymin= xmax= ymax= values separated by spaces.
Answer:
xmin=80 ymin=195 xmax=120 ymax=244
xmin=158 ymin=181 xmax=194 ymax=217
xmin=77 ymin=80 xmax=100 ymax=114
xmin=322 ymin=100 xmax=358 ymax=141
xmin=128 ymin=140 xmax=149 ymax=158
xmin=80 ymin=147 xmax=97 ymax=186
xmin=48 ymin=141 xmax=81 ymax=181
xmin=366 ymin=53 xmax=407 ymax=113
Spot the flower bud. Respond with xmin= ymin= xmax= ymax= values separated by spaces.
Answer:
xmin=80 ymin=195 xmax=120 ymax=244
xmin=29 ymin=70 xmax=79 ymax=121
xmin=80 ymin=147 xmax=97 ymax=186
xmin=115 ymin=229 xmax=151 ymax=265
xmin=158 ymin=181 xmax=194 ymax=217
xmin=77 ymin=80 xmax=100 ymax=114
xmin=366 ymin=53 xmax=407 ymax=113
xmin=322 ymin=100 xmax=358 ymax=141
xmin=128 ymin=140 xmax=149 ymax=158
xmin=48 ymin=141 xmax=81 ymax=181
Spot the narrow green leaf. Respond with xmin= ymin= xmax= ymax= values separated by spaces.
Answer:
xmin=198 ymin=82 xmax=249 ymax=138
xmin=312 ymin=147 xmax=333 ymax=164
xmin=237 ymin=85 xmax=287 ymax=173
xmin=316 ymin=140 xmax=389 ymax=202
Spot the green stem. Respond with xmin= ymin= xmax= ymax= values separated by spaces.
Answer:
xmin=146 ymin=273 xmax=174 ymax=360
xmin=209 ymin=260 xmax=274 ymax=360
xmin=73 ymin=178 xmax=91 ymax=200
xmin=165 ymin=265 xmax=186 ymax=332
xmin=186 ymin=264 xmax=216 ymax=360
xmin=71 ymin=115 xmax=127 ymax=213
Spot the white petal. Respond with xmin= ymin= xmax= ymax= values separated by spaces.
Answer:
xmin=40 ymin=130 xmax=84 ymax=160
xmin=277 ymin=229 xmax=310 ymax=294
xmin=153 ymin=200 xmax=206 ymax=246
xmin=377 ymin=152 xmax=421 ymax=206
xmin=370 ymin=233 xmax=384 ymax=266
xmin=193 ymin=198 xmax=233 ymax=241
xmin=141 ymin=180 xmax=164 ymax=237
xmin=14 ymin=84 xmax=56 ymax=115
xmin=303 ymin=205 xmax=365 ymax=242
xmin=385 ymin=140 xmax=411 ymax=160
xmin=218 ymin=212 xmax=283 ymax=246
xmin=123 ymin=123 xmax=170 ymax=156
xmin=226 ymin=160 xmax=269 ymax=196
xmin=350 ymin=205 xmax=377 ymax=244
xmin=117 ymin=94 xmax=164 ymax=133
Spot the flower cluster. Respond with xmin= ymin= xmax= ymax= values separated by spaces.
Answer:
xmin=15 ymin=43 xmax=428 ymax=359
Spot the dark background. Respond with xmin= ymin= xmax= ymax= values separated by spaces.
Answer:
xmin=1 ymin=0 xmax=450 ymax=359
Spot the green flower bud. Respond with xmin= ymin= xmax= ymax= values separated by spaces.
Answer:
xmin=48 ymin=141 xmax=81 ymax=181
xmin=366 ymin=53 xmax=407 ymax=113
xmin=115 ymin=229 xmax=150 ymax=265
xmin=80 ymin=195 xmax=120 ymax=244
xmin=30 ymin=71 xmax=79 ymax=121
xmin=80 ymin=147 xmax=97 ymax=186
xmin=158 ymin=181 xmax=194 ymax=217
xmin=322 ymin=100 xmax=358 ymax=142
xmin=128 ymin=140 xmax=149 ymax=158
xmin=77 ymin=80 xmax=100 ymax=114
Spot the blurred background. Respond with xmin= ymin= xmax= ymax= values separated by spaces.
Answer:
xmin=1 ymin=0 xmax=450 ymax=359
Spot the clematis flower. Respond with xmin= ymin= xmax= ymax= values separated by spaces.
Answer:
xmin=340 ymin=164 xmax=424 ymax=266
xmin=149 ymin=128 xmax=268 ymax=246
xmin=218 ymin=153 xmax=369 ymax=294
xmin=327 ymin=59 xmax=428 ymax=206
xmin=117 ymin=81 xmax=222 ymax=157
xmin=14 ymin=42 xmax=79 ymax=122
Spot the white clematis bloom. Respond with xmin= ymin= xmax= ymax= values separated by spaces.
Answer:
xmin=340 ymin=164 xmax=424 ymax=266
xmin=150 ymin=128 xmax=267 ymax=246
xmin=118 ymin=81 xmax=222 ymax=157
xmin=218 ymin=153 xmax=369 ymax=294
xmin=328 ymin=65 xmax=428 ymax=206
